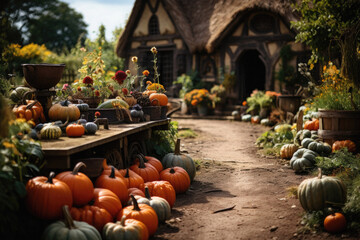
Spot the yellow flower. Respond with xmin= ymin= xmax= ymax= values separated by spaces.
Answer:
xmin=151 ymin=47 xmax=157 ymax=54
xmin=132 ymin=56 xmax=138 ymax=63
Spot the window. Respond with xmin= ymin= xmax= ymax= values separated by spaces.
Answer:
xmin=148 ymin=15 xmax=160 ymax=35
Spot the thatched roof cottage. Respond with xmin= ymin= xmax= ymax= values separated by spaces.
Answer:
xmin=116 ymin=0 xmax=307 ymax=102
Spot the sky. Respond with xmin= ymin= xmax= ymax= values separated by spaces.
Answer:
xmin=62 ymin=0 xmax=135 ymax=41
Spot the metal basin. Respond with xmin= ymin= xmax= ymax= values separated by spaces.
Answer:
xmin=22 ymin=63 xmax=65 ymax=89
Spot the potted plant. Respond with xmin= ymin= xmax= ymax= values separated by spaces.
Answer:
xmin=246 ymin=90 xmax=277 ymax=118
xmin=184 ymin=89 xmax=213 ymax=116
xmin=210 ymin=84 xmax=226 ymax=115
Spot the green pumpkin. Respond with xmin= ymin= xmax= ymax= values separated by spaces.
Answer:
xmin=301 ymin=138 xmax=315 ymax=148
xmin=290 ymin=148 xmax=317 ymax=172
xmin=40 ymin=123 xmax=62 ymax=139
xmin=9 ymin=86 xmax=32 ymax=104
xmin=103 ymin=216 xmax=148 ymax=240
xmin=162 ymin=139 xmax=196 ymax=182
xmin=294 ymin=129 xmax=312 ymax=145
xmin=136 ymin=187 xmax=171 ymax=223
xmin=84 ymin=122 xmax=98 ymax=135
xmin=42 ymin=206 xmax=101 ymax=240
xmin=298 ymin=169 xmax=347 ymax=211
xmin=75 ymin=103 xmax=90 ymax=112
xmin=307 ymin=141 xmax=332 ymax=156
xmin=241 ymin=114 xmax=251 ymax=122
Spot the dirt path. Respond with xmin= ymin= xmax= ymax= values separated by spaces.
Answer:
xmin=154 ymin=119 xmax=351 ymax=240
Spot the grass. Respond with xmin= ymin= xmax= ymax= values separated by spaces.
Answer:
xmin=193 ymin=159 xmax=202 ymax=171
xmin=178 ymin=128 xmax=197 ymax=139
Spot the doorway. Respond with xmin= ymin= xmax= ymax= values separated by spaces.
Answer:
xmin=236 ymin=50 xmax=266 ymax=101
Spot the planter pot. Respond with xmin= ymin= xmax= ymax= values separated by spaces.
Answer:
xmin=197 ymin=104 xmax=209 ymax=116
xmin=78 ymin=97 xmax=101 ymax=108
xmin=259 ymin=107 xmax=271 ymax=119
xmin=318 ymin=109 xmax=360 ymax=145
xmin=277 ymin=95 xmax=302 ymax=114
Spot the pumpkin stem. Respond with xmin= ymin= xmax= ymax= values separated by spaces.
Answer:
xmin=62 ymin=205 xmax=76 ymax=229
xmin=137 ymin=154 xmax=146 ymax=168
xmin=130 ymin=194 xmax=141 ymax=211
xmin=73 ymin=162 xmax=86 ymax=175
xmin=125 ymin=168 xmax=130 ymax=178
xmin=120 ymin=215 xmax=126 ymax=226
xmin=102 ymin=159 xmax=108 ymax=170
xmin=140 ymin=153 xmax=147 ymax=162
xmin=318 ymin=168 xmax=322 ymax=179
xmin=110 ymin=166 xmax=116 ymax=178
xmin=46 ymin=172 xmax=55 ymax=184
xmin=174 ymin=139 xmax=181 ymax=155
xmin=144 ymin=186 xmax=152 ymax=200
xmin=169 ymin=168 xmax=176 ymax=174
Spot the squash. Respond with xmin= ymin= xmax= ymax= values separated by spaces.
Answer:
xmin=42 ymin=206 xmax=101 ymax=240
xmin=123 ymin=95 xmax=137 ymax=107
xmin=290 ymin=148 xmax=317 ymax=172
xmin=9 ymin=86 xmax=32 ymax=104
xmin=280 ymin=144 xmax=299 ymax=159
xmin=301 ymin=137 xmax=315 ymax=148
xmin=128 ymin=187 xmax=145 ymax=198
xmin=98 ymin=98 xmax=129 ymax=109
xmin=324 ymin=212 xmax=347 ymax=233
xmin=135 ymin=186 xmax=171 ymax=223
xmin=48 ymin=100 xmax=81 ymax=122
xmin=95 ymin=167 xmax=128 ymax=205
xmin=66 ymin=122 xmax=85 ymax=137
xmin=118 ymin=168 xmax=144 ymax=190
xmin=162 ymin=139 xmax=196 ymax=182
xmin=40 ymin=123 xmax=62 ymax=139
xmin=332 ymin=140 xmax=356 ymax=153
xmin=103 ymin=216 xmax=149 ymax=240
xmin=251 ymin=115 xmax=260 ymax=124
xmin=84 ymin=122 xmax=98 ymax=135
xmin=26 ymin=172 xmax=73 ymax=220
xmin=75 ymin=103 xmax=90 ymax=112
xmin=93 ymin=188 xmax=122 ymax=218
xmin=130 ymin=154 xmax=160 ymax=182
xmin=144 ymin=181 xmax=176 ymax=208
xmin=307 ymin=141 xmax=332 ymax=156
xmin=70 ymin=205 xmax=112 ymax=232
xmin=118 ymin=195 xmax=158 ymax=236
xmin=160 ymin=167 xmax=191 ymax=194
xmin=294 ymin=129 xmax=312 ymax=145
xmin=241 ymin=114 xmax=251 ymax=122
xmin=149 ymin=93 xmax=168 ymax=106
xmin=13 ymin=100 xmax=46 ymax=123
xmin=136 ymin=153 xmax=163 ymax=173
xmin=304 ymin=119 xmax=319 ymax=131
xmin=55 ymin=162 xmax=94 ymax=206
xmin=298 ymin=169 xmax=347 ymax=211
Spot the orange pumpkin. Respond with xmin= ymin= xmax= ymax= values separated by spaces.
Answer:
xmin=118 ymin=195 xmax=158 ymax=236
xmin=55 ymin=162 xmax=94 ymax=206
xmin=303 ymin=119 xmax=319 ymax=131
xmin=103 ymin=216 xmax=149 ymax=240
xmin=101 ymin=159 xmax=123 ymax=178
xmin=149 ymin=93 xmax=168 ymax=106
xmin=12 ymin=100 xmax=46 ymax=123
xmin=70 ymin=205 xmax=112 ymax=232
xmin=128 ymin=187 xmax=145 ymax=198
xmin=143 ymin=90 xmax=156 ymax=96
xmin=118 ymin=168 xmax=145 ymax=190
xmin=93 ymin=188 xmax=122 ymax=218
xmin=139 ymin=154 xmax=163 ymax=173
xmin=26 ymin=172 xmax=73 ymax=220
xmin=66 ymin=122 xmax=85 ymax=137
xmin=48 ymin=100 xmax=81 ymax=122
xmin=160 ymin=167 xmax=191 ymax=194
xmin=95 ymin=167 xmax=128 ymax=205
xmin=324 ymin=213 xmax=347 ymax=233
xmin=130 ymin=155 xmax=160 ymax=182
xmin=332 ymin=140 xmax=356 ymax=153
xmin=144 ymin=180 xmax=176 ymax=208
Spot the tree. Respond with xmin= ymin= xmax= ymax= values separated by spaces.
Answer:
xmin=291 ymin=0 xmax=360 ymax=86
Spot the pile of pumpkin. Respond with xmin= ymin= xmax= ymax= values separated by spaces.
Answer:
xmin=13 ymin=100 xmax=99 ymax=140
xmin=24 ymin=142 xmax=196 ymax=239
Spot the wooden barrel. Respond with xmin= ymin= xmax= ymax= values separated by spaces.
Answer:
xmin=318 ymin=109 xmax=360 ymax=145
xmin=277 ymin=95 xmax=302 ymax=114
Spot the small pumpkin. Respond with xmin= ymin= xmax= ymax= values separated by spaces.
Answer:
xmin=128 ymin=187 xmax=145 ymax=198
xmin=241 ymin=114 xmax=251 ymax=122
xmin=280 ymin=144 xmax=299 ymax=159
xmin=26 ymin=172 xmax=73 ymax=220
xmin=93 ymin=188 xmax=122 ymax=218
xmin=160 ymin=167 xmax=191 ymax=194
xmin=332 ymin=140 xmax=356 ymax=153
xmin=294 ymin=129 xmax=312 ymax=145
xmin=84 ymin=122 xmax=98 ymax=135
xmin=12 ymin=100 xmax=46 ymax=123
xmin=290 ymin=148 xmax=317 ymax=172
xmin=40 ymin=123 xmax=63 ymax=140
xmin=149 ymin=92 xmax=168 ymax=106
xmin=103 ymin=215 xmax=149 ymax=240
xmin=66 ymin=122 xmax=85 ymax=137
xmin=144 ymin=180 xmax=176 ymax=208
xmin=303 ymin=118 xmax=319 ymax=131
xmin=42 ymin=205 xmax=101 ymax=240
xmin=136 ymin=153 xmax=163 ymax=173
xmin=162 ymin=139 xmax=196 ymax=182
xmin=251 ymin=115 xmax=260 ymax=124
xmin=301 ymin=137 xmax=315 ymax=148
xmin=48 ymin=100 xmax=81 ymax=122
xmin=130 ymin=154 xmax=160 ymax=182
xmin=95 ymin=166 xmax=128 ymax=205
xmin=70 ymin=205 xmax=113 ymax=232
xmin=118 ymin=168 xmax=145 ymax=190
xmin=9 ymin=86 xmax=31 ymax=104
xmin=298 ymin=169 xmax=347 ymax=211
xmin=324 ymin=212 xmax=347 ymax=233
xmin=307 ymin=141 xmax=332 ymax=155
xmin=55 ymin=162 xmax=94 ymax=206
xmin=75 ymin=103 xmax=90 ymax=112
xmin=118 ymin=195 xmax=158 ymax=236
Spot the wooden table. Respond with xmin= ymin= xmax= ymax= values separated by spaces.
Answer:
xmin=41 ymin=119 xmax=171 ymax=171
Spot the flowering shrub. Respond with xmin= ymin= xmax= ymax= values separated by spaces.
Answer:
xmin=184 ymin=89 xmax=213 ymax=107
xmin=311 ymin=62 xmax=360 ymax=110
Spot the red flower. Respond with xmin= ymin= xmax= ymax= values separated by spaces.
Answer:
xmin=95 ymin=90 xmax=100 ymax=97
xmin=95 ymin=111 xmax=101 ymax=117
xmin=113 ymin=70 xmax=127 ymax=85
xmin=143 ymin=70 xmax=150 ymax=77
xmin=83 ymin=76 xmax=94 ymax=85
xmin=122 ymin=88 xmax=128 ymax=95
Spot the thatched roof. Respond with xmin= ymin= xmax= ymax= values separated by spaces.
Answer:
xmin=116 ymin=0 xmax=299 ymax=57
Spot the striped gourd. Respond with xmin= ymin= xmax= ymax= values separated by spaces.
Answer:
xmin=40 ymin=123 xmax=62 ymax=139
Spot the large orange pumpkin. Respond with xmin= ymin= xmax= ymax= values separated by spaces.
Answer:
xmin=118 ymin=168 xmax=145 ymax=190
xmin=95 ymin=167 xmax=128 ymax=205
xmin=26 ymin=172 xmax=73 ymax=220
xmin=70 ymin=205 xmax=112 ymax=232
xmin=332 ymin=140 xmax=356 ymax=153
xmin=144 ymin=180 xmax=176 ymax=208
xmin=303 ymin=119 xmax=319 ymax=131
xmin=55 ymin=162 xmax=94 ymax=206
xmin=136 ymin=153 xmax=163 ymax=173
xmin=130 ymin=155 xmax=160 ymax=182
xmin=118 ymin=195 xmax=158 ymax=236
xmin=101 ymin=159 xmax=123 ymax=178
xmin=160 ymin=167 xmax=191 ymax=194
xmin=149 ymin=93 xmax=168 ymax=106
xmin=93 ymin=188 xmax=122 ymax=218
xmin=48 ymin=100 xmax=80 ymax=122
